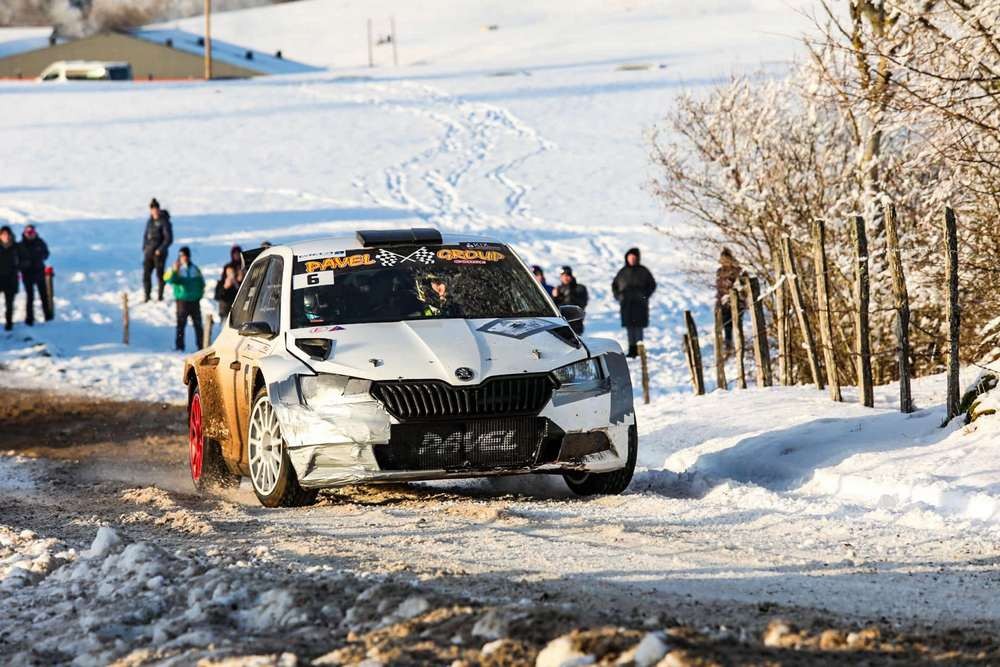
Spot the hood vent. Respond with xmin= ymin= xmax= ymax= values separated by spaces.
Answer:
xmin=295 ymin=338 xmax=332 ymax=361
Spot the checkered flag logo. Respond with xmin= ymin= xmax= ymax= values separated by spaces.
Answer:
xmin=376 ymin=247 xmax=436 ymax=267
xmin=376 ymin=248 xmax=402 ymax=266
xmin=409 ymin=247 xmax=436 ymax=264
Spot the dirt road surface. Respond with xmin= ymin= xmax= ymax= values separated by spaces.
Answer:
xmin=1 ymin=388 xmax=998 ymax=665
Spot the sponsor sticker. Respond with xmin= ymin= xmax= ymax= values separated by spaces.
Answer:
xmin=303 ymin=253 xmax=377 ymax=273
xmin=292 ymin=271 xmax=335 ymax=290
xmin=437 ymin=248 xmax=505 ymax=264
xmin=297 ymin=249 xmax=347 ymax=261
xmin=478 ymin=318 xmax=557 ymax=339
xmin=308 ymin=325 xmax=345 ymax=333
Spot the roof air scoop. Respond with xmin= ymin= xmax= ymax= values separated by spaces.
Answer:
xmin=356 ymin=228 xmax=443 ymax=247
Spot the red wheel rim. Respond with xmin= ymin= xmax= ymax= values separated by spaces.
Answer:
xmin=189 ymin=392 xmax=204 ymax=483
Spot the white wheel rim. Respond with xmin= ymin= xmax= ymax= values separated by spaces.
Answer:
xmin=248 ymin=397 xmax=283 ymax=496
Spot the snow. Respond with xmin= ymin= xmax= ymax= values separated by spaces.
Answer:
xmin=2 ymin=1 xmax=1000 ymax=657
xmin=536 ymin=635 xmax=594 ymax=667
xmin=0 ymin=454 xmax=36 ymax=491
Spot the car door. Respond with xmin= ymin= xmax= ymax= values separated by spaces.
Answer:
xmin=232 ymin=257 xmax=285 ymax=465
xmin=220 ymin=258 xmax=269 ymax=463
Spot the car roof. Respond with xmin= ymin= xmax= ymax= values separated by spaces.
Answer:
xmin=279 ymin=232 xmax=507 ymax=257
xmin=49 ymin=61 xmax=131 ymax=68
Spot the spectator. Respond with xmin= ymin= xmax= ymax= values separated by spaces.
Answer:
xmin=214 ymin=245 xmax=244 ymax=320
xmin=18 ymin=224 xmax=52 ymax=325
xmin=612 ymin=247 xmax=657 ymax=358
xmin=531 ymin=265 xmax=553 ymax=296
xmin=552 ymin=265 xmax=589 ymax=334
xmin=0 ymin=226 xmax=18 ymax=332
xmin=142 ymin=198 xmax=173 ymax=302
xmin=715 ymin=247 xmax=743 ymax=353
xmin=164 ymin=246 xmax=205 ymax=352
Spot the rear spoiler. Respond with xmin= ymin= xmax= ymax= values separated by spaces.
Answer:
xmin=356 ymin=228 xmax=442 ymax=247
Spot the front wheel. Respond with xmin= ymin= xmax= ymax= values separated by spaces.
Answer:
xmin=247 ymin=387 xmax=317 ymax=508
xmin=563 ymin=424 xmax=638 ymax=496
xmin=189 ymin=385 xmax=240 ymax=493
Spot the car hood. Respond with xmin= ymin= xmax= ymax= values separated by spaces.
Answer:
xmin=286 ymin=317 xmax=586 ymax=383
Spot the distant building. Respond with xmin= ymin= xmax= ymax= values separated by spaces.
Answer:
xmin=0 ymin=29 xmax=319 ymax=80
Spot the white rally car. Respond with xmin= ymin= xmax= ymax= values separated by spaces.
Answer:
xmin=183 ymin=229 xmax=637 ymax=507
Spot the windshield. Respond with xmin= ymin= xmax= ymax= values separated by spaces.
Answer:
xmin=290 ymin=242 xmax=556 ymax=328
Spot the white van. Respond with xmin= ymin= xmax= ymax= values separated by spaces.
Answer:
xmin=38 ymin=61 xmax=133 ymax=82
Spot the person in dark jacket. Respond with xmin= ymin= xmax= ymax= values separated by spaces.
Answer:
xmin=612 ymin=247 xmax=657 ymax=358
xmin=142 ymin=198 xmax=173 ymax=302
xmin=715 ymin=247 xmax=743 ymax=353
xmin=552 ymin=265 xmax=589 ymax=334
xmin=165 ymin=246 xmax=205 ymax=351
xmin=18 ymin=224 xmax=51 ymax=325
xmin=531 ymin=265 xmax=553 ymax=297
xmin=214 ymin=245 xmax=244 ymax=320
xmin=0 ymin=226 xmax=19 ymax=331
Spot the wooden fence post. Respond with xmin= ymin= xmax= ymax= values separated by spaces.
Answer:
xmin=883 ymin=202 xmax=913 ymax=413
xmin=729 ymin=287 xmax=747 ymax=389
xmin=121 ymin=292 xmax=129 ymax=345
xmin=812 ymin=219 xmax=842 ymax=401
xmin=943 ymin=206 xmax=961 ymax=422
xmin=682 ymin=334 xmax=696 ymax=394
xmin=713 ymin=303 xmax=727 ymax=390
xmin=44 ymin=268 xmax=55 ymax=320
xmin=203 ymin=312 xmax=214 ymax=350
xmin=684 ymin=310 xmax=705 ymax=396
xmin=772 ymin=251 xmax=791 ymax=386
xmin=743 ymin=275 xmax=773 ymax=387
xmin=781 ymin=236 xmax=824 ymax=389
xmin=367 ymin=18 xmax=374 ymax=67
xmin=390 ymin=16 xmax=399 ymax=66
xmin=852 ymin=216 xmax=874 ymax=407
xmin=637 ymin=342 xmax=650 ymax=404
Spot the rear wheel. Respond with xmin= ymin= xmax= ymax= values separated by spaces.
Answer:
xmin=247 ymin=386 xmax=317 ymax=508
xmin=563 ymin=423 xmax=638 ymax=496
xmin=189 ymin=386 xmax=240 ymax=493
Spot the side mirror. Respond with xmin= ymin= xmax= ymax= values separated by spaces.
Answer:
xmin=239 ymin=321 xmax=276 ymax=338
xmin=559 ymin=305 xmax=584 ymax=324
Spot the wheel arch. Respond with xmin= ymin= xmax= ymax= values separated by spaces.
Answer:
xmin=256 ymin=351 xmax=313 ymax=407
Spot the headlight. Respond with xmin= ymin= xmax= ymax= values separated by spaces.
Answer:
xmin=299 ymin=374 xmax=371 ymax=406
xmin=552 ymin=358 xmax=602 ymax=386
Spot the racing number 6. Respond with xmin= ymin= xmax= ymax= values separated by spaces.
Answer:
xmin=307 ymin=273 xmax=320 ymax=286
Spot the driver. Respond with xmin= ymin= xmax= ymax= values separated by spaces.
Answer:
xmin=421 ymin=273 xmax=459 ymax=317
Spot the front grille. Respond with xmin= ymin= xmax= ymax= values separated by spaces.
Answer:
xmin=370 ymin=374 xmax=554 ymax=421
xmin=374 ymin=417 xmax=554 ymax=471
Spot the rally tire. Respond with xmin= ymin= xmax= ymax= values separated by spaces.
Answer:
xmin=247 ymin=386 xmax=317 ymax=508
xmin=562 ymin=423 xmax=638 ymax=496
xmin=189 ymin=385 xmax=240 ymax=493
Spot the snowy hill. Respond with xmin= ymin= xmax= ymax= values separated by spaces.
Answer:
xmin=7 ymin=0 xmax=1000 ymax=530
xmin=0 ymin=0 xmax=813 ymax=402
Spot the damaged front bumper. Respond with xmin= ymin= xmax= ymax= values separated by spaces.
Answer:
xmin=267 ymin=353 xmax=636 ymax=489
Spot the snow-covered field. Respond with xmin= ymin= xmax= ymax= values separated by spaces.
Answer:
xmin=3 ymin=1 xmax=1000 ymax=662
xmin=0 ymin=0 xmax=812 ymax=403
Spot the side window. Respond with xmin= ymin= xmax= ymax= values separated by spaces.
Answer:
xmin=229 ymin=260 xmax=268 ymax=329
xmin=252 ymin=258 xmax=284 ymax=332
